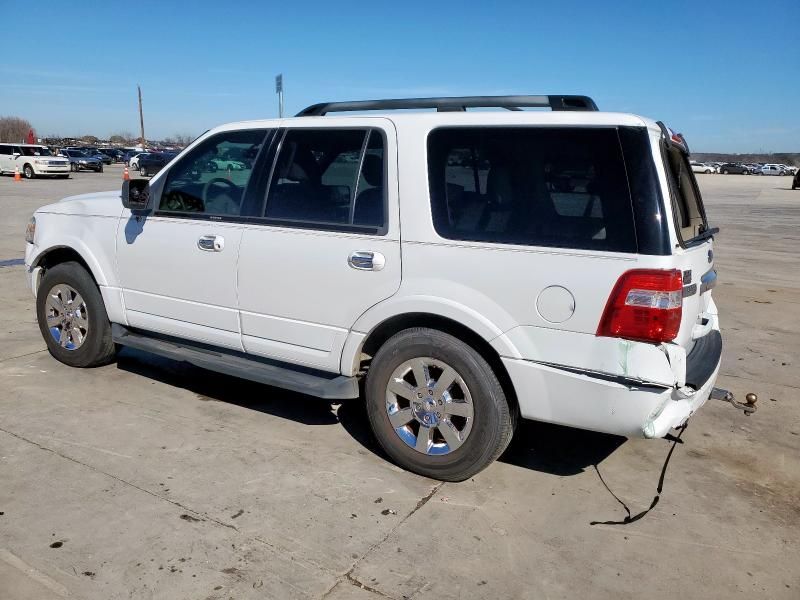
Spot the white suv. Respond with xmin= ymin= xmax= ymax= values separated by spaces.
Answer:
xmin=0 ymin=143 xmax=70 ymax=178
xmin=24 ymin=95 xmax=737 ymax=481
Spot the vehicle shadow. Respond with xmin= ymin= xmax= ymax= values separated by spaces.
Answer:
xmin=116 ymin=347 xmax=625 ymax=476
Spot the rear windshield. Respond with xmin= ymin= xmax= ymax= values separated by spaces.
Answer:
xmin=427 ymin=127 xmax=637 ymax=252
xmin=664 ymin=145 xmax=707 ymax=243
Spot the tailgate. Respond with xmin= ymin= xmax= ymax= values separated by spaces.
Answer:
xmin=660 ymin=133 xmax=718 ymax=354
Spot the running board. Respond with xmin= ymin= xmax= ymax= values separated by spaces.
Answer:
xmin=112 ymin=324 xmax=360 ymax=400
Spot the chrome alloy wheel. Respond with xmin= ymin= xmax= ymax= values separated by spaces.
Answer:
xmin=385 ymin=357 xmax=474 ymax=455
xmin=44 ymin=284 xmax=89 ymax=350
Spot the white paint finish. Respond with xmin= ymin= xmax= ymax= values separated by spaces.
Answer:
xmin=27 ymin=212 xmax=120 ymax=287
xmin=340 ymin=331 xmax=367 ymax=376
xmin=116 ymin=215 xmax=243 ymax=342
xmin=238 ymin=226 xmax=401 ymax=371
xmin=125 ymin=310 xmax=243 ymax=351
xmin=99 ymin=286 xmax=126 ymax=325
xmin=502 ymin=357 xmax=672 ymax=437
xmin=495 ymin=326 xmax=677 ymax=386
xmin=536 ymin=285 xmax=575 ymax=323
xmin=394 ymin=241 xmax=639 ymax=336
xmin=239 ymin=311 xmax=345 ymax=352
xmin=241 ymin=334 xmax=339 ymax=371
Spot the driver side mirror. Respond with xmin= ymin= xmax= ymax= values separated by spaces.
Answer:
xmin=121 ymin=178 xmax=151 ymax=213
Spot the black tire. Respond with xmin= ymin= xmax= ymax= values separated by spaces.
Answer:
xmin=36 ymin=262 xmax=116 ymax=368
xmin=722 ymin=170 xmax=728 ymax=175
xmin=23 ymin=164 xmax=35 ymax=179
xmin=70 ymin=163 xmax=78 ymax=172
xmin=365 ymin=328 xmax=515 ymax=481
xmin=98 ymin=164 xmax=103 ymax=173
xmin=140 ymin=166 xmax=148 ymax=177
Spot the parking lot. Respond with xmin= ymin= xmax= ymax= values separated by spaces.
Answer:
xmin=0 ymin=165 xmax=798 ymax=599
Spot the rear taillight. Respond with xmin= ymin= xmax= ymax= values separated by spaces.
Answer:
xmin=597 ymin=269 xmax=683 ymax=343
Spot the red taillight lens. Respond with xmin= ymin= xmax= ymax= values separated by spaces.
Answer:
xmin=597 ymin=269 xmax=683 ymax=343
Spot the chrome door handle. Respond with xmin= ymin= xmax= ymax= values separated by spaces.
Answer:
xmin=198 ymin=235 xmax=224 ymax=252
xmin=348 ymin=251 xmax=385 ymax=271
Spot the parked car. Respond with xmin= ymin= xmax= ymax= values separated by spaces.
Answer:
xmin=0 ymin=143 xmax=70 ymax=178
xmin=128 ymin=153 xmax=149 ymax=170
xmin=24 ymin=94 xmax=741 ymax=481
xmin=690 ymin=161 xmax=713 ymax=174
xmin=719 ymin=163 xmax=751 ymax=175
xmin=66 ymin=146 xmax=113 ymax=165
xmin=759 ymin=164 xmax=785 ymax=176
xmin=99 ymin=148 xmax=124 ymax=163
xmin=58 ymin=149 xmax=103 ymax=172
xmin=779 ymin=164 xmax=797 ymax=175
xmin=138 ymin=152 xmax=177 ymax=177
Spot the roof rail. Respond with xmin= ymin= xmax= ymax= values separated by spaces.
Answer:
xmin=295 ymin=95 xmax=598 ymax=117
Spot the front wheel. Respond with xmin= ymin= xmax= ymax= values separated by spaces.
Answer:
xmin=23 ymin=164 xmax=35 ymax=179
xmin=36 ymin=262 xmax=116 ymax=368
xmin=365 ymin=328 xmax=515 ymax=481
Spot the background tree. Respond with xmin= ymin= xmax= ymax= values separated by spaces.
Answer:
xmin=165 ymin=132 xmax=195 ymax=147
xmin=0 ymin=116 xmax=34 ymax=143
xmin=109 ymin=131 xmax=134 ymax=145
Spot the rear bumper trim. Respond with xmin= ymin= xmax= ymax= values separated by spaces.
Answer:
xmin=685 ymin=330 xmax=722 ymax=389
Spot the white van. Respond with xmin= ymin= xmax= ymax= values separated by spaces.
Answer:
xmin=0 ymin=143 xmax=70 ymax=178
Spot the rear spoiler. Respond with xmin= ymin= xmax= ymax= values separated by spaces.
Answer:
xmin=656 ymin=121 xmax=690 ymax=155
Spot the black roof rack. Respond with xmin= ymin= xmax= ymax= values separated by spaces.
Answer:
xmin=296 ymin=95 xmax=598 ymax=117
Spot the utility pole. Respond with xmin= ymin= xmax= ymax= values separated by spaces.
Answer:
xmin=138 ymin=85 xmax=145 ymax=149
xmin=275 ymin=74 xmax=284 ymax=118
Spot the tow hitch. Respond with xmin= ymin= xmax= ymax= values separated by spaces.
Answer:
xmin=711 ymin=387 xmax=757 ymax=415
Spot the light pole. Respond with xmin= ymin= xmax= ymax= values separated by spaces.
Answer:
xmin=276 ymin=74 xmax=284 ymax=118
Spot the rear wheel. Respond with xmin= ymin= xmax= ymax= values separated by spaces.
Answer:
xmin=365 ymin=328 xmax=515 ymax=481
xmin=70 ymin=163 xmax=78 ymax=172
xmin=722 ymin=169 xmax=729 ymax=175
xmin=36 ymin=262 xmax=116 ymax=368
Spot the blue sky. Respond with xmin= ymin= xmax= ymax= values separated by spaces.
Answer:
xmin=1 ymin=0 xmax=797 ymax=152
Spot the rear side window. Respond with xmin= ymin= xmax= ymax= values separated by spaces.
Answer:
xmin=427 ymin=127 xmax=637 ymax=252
xmin=663 ymin=145 xmax=706 ymax=243
xmin=263 ymin=128 xmax=385 ymax=231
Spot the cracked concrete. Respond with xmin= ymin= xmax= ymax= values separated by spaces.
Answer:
xmin=1 ymin=168 xmax=799 ymax=599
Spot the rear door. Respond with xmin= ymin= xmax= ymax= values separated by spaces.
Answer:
xmin=236 ymin=121 xmax=401 ymax=372
xmin=661 ymin=141 xmax=716 ymax=352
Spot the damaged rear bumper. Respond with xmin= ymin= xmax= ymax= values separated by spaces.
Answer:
xmin=501 ymin=329 xmax=726 ymax=439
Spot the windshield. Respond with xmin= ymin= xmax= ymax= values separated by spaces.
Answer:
xmin=664 ymin=144 xmax=708 ymax=243
xmin=21 ymin=147 xmax=52 ymax=157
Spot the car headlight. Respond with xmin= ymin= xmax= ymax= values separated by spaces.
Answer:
xmin=79 ymin=159 xmax=88 ymax=164
xmin=25 ymin=216 xmax=36 ymax=244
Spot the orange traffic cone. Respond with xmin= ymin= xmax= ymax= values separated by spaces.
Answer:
xmin=13 ymin=167 xmax=22 ymax=182
xmin=123 ymin=166 xmax=130 ymax=181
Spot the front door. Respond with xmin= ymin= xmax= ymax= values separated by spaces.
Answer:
xmin=116 ymin=129 xmax=269 ymax=350
xmin=237 ymin=122 xmax=401 ymax=372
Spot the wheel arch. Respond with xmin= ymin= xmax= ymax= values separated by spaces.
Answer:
xmin=31 ymin=245 xmax=105 ymax=289
xmin=353 ymin=312 xmax=520 ymax=418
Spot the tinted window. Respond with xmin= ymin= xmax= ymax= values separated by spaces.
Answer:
xmin=160 ymin=130 xmax=266 ymax=216
xmin=0 ymin=145 xmax=11 ymax=155
xmin=263 ymin=128 xmax=385 ymax=230
xmin=663 ymin=145 xmax=706 ymax=242
xmin=427 ymin=127 xmax=636 ymax=252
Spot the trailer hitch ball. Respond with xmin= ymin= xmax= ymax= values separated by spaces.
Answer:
xmin=710 ymin=388 xmax=758 ymax=415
